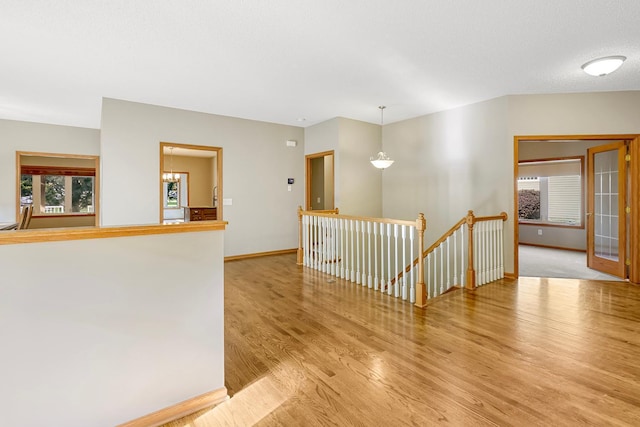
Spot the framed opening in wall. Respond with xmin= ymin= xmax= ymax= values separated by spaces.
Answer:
xmin=16 ymin=151 xmax=100 ymax=228
xmin=159 ymin=142 xmax=222 ymax=223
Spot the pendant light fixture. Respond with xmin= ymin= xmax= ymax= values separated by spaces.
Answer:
xmin=163 ymin=147 xmax=181 ymax=183
xmin=370 ymin=106 xmax=394 ymax=169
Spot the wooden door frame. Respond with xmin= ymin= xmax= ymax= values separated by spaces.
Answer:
xmin=305 ymin=150 xmax=335 ymax=210
xmin=159 ymin=142 xmax=222 ymax=223
xmin=513 ymin=134 xmax=639 ymax=284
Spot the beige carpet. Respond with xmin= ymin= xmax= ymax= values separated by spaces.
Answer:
xmin=518 ymin=245 xmax=622 ymax=281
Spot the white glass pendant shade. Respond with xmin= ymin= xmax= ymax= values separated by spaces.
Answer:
xmin=369 ymin=106 xmax=395 ymax=169
xmin=370 ymin=151 xmax=394 ymax=169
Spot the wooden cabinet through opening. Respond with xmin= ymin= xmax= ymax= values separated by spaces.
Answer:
xmin=184 ymin=206 xmax=217 ymax=222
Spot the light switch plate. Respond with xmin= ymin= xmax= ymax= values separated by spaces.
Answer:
xmin=223 ymin=198 xmax=232 ymax=206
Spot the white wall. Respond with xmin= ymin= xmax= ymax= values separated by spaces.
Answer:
xmin=0 ymin=119 xmax=99 ymax=222
xmin=100 ymin=98 xmax=305 ymax=257
xmin=0 ymin=230 xmax=225 ymax=427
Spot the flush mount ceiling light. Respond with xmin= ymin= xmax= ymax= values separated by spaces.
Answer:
xmin=370 ymin=106 xmax=394 ymax=169
xmin=581 ymin=55 xmax=626 ymax=77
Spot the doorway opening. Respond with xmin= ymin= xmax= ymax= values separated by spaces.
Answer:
xmin=305 ymin=150 xmax=335 ymax=210
xmin=514 ymin=135 xmax=639 ymax=282
xmin=159 ymin=142 xmax=222 ymax=223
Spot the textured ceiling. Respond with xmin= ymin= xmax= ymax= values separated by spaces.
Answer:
xmin=1 ymin=0 xmax=639 ymax=129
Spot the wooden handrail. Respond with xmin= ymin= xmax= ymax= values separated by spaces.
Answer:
xmin=392 ymin=210 xmax=508 ymax=288
xmin=299 ymin=208 xmax=417 ymax=227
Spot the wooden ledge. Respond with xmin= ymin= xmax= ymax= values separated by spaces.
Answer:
xmin=0 ymin=220 xmax=227 ymax=246
xmin=117 ymin=387 xmax=228 ymax=427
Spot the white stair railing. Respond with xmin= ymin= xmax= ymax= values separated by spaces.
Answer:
xmin=298 ymin=207 xmax=507 ymax=307
xmin=298 ymin=207 xmax=427 ymax=306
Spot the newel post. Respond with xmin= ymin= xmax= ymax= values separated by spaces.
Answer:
xmin=297 ymin=206 xmax=304 ymax=265
xmin=466 ymin=210 xmax=476 ymax=289
xmin=415 ymin=213 xmax=427 ymax=308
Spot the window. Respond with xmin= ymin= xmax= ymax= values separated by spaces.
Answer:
xmin=518 ymin=157 xmax=584 ymax=227
xmin=164 ymin=181 xmax=180 ymax=208
xmin=20 ymin=165 xmax=95 ymax=215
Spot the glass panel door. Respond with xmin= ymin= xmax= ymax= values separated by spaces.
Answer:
xmin=587 ymin=141 xmax=627 ymax=278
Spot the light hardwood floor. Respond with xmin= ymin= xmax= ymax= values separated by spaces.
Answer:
xmin=164 ymin=254 xmax=640 ymax=426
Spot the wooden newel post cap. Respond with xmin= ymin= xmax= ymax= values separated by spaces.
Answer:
xmin=466 ymin=210 xmax=475 ymax=226
xmin=416 ymin=213 xmax=426 ymax=231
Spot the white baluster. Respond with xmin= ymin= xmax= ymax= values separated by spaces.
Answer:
xmin=312 ymin=216 xmax=317 ymax=270
xmin=387 ymin=223 xmax=392 ymax=295
xmin=433 ymin=248 xmax=438 ymax=297
xmin=331 ymin=218 xmax=340 ymax=277
xmin=355 ymin=220 xmax=361 ymax=284
xmin=393 ymin=224 xmax=399 ymax=297
xmin=446 ymin=237 xmax=451 ymax=290
xmin=373 ymin=221 xmax=379 ymax=290
xmin=491 ymin=220 xmax=497 ymax=281
xmin=302 ymin=215 xmax=308 ymax=266
xmin=367 ymin=222 xmax=372 ymax=288
xmin=461 ymin=223 xmax=466 ymax=286
xmin=478 ymin=221 xmax=487 ymax=286
xmin=361 ymin=220 xmax=367 ymax=286
xmin=498 ymin=219 xmax=504 ymax=278
xmin=401 ymin=225 xmax=407 ymax=300
xmin=343 ymin=218 xmax=348 ymax=279
xmin=330 ymin=217 xmax=335 ymax=275
xmin=350 ymin=219 xmax=356 ymax=282
xmin=438 ymin=243 xmax=444 ymax=295
xmin=453 ymin=229 xmax=457 ymax=286
xmin=380 ymin=223 xmax=386 ymax=291
xmin=344 ymin=219 xmax=350 ymax=280
xmin=339 ymin=218 xmax=344 ymax=278
xmin=481 ymin=221 xmax=487 ymax=285
xmin=427 ymin=253 xmax=432 ymax=299
xmin=409 ymin=226 xmax=415 ymax=303
xmin=320 ymin=217 xmax=326 ymax=273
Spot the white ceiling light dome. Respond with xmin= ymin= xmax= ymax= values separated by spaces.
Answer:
xmin=581 ymin=55 xmax=627 ymax=77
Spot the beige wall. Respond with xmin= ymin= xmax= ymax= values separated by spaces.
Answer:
xmin=383 ymin=96 xmax=511 ymax=255
xmin=305 ymin=118 xmax=340 ymax=209
xmin=166 ymin=154 xmax=214 ymax=206
xmin=324 ymin=153 xmax=334 ymax=209
xmin=0 ymin=119 xmax=99 ymax=223
xmin=338 ymin=117 xmax=382 ymax=217
xmin=304 ymin=117 xmax=381 ymax=216
xmin=100 ymin=98 xmax=304 ymax=257
xmin=383 ymin=91 xmax=640 ymax=275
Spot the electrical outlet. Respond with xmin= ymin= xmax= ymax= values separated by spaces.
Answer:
xmin=537 ymin=229 xmax=542 ymax=236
